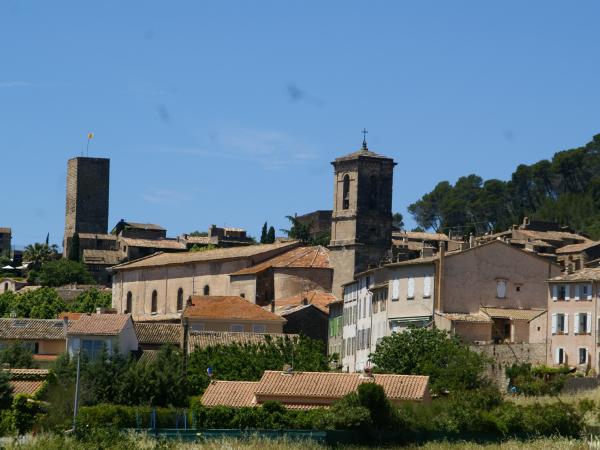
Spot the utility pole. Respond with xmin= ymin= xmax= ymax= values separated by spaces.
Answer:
xmin=73 ymin=349 xmax=81 ymax=432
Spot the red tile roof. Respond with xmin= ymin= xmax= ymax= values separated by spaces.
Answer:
xmin=201 ymin=381 xmax=259 ymax=407
xmin=231 ymin=246 xmax=331 ymax=276
xmin=184 ymin=296 xmax=285 ymax=322
xmin=188 ymin=331 xmax=297 ymax=352
xmin=67 ymin=313 xmax=132 ymax=336
xmin=272 ymin=291 xmax=337 ymax=314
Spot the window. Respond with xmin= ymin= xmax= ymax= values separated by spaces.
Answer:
xmin=125 ymin=291 xmax=132 ymax=314
xmin=516 ymin=285 xmax=521 ymax=292
xmin=581 ymin=284 xmax=593 ymax=301
xmin=579 ymin=348 xmax=588 ymax=365
xmin=575 ymin=312 xmax=592 ymax=334
xmin=552 ymin=285 xmax=569 ymax=301
xmin=151 ymin=290 xmax=158 ymax=313
xmin=203 ymin=285 xmax=210 ymax=296
xmin=391 ymin=279 xmax=399 ymax=301
xmin=407 ymin=277 xmax=415 ymax=299
xmin=496 ymin=280 xmax=507 ymax=299
xmin=555 ymin=347 xmax=565 ymax=365
xmin=177 ymin=288 xmax=184 ymax=311
xmin=423 ymin=276 xmax=431 ymax=298
xmin=342 ymin=174 xmax=350 ymax=210
xmin=552 ymin=313 xmax=568 ymax=334
xmin=230 ymin=324 xmax=244 ymax=332
xmin=81 ymin=339 xmax=105 ymax=360
xmin=240 ymin=293 xmax=245 ymax=299
xmin=252 ymin=324 xmax=266 ymax=333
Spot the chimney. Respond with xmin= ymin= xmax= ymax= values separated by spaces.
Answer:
xmin=96 ymin=307 xmax=101 ymax=315
xmin=302 ymin=298 xmax=309 ymax=305
xmin=270 ymin=301 xmax=275 ymax=313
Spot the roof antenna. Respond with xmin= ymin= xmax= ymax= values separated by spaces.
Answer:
xmin=361 ymin=128 xmax=368 ymax=151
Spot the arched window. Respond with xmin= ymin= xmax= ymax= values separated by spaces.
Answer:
xmin=125 ymin=291 xmax=132 ymax=314
xmin=177 ymin=288 xmax=184 ymax=311
xmin=342 ymin=174 xmax=350 ymax=210
xmin=368 ymin=175 xmax=378 ymax=209
xmin=203 ymin=285 xmax=210 ymax=296
xmin=151 ymin=290 xmax=158 ymax=313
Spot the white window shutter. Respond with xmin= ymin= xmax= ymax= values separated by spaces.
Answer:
xmin=552 ymin=285 xmax=558 ymax=301
xmin=587 ymin=313 xmax=592 ymax=333
xmin=551 ymin=313 xmax=557 ymax=334
xmin=555 ymin=347 xmax=560 ymax=364
xmin=588 ymin=284 xmax=593 ymax=301
xmin=575 ymin=285 xmax=580 ymax=301
xmin=565 ymin=285 xmax=570 ymax=300
xmin=564 ymin=313 xmax=569 ymax=334
xmin=423 ymin=276 xmax=431 ymax=298
xmin=392 ymin=279 xmax=399 ymax=300
xmin=407 ymin=277 xmax=415 ymax=298
xmin=574 ymin=313 xmax=579 ymax=334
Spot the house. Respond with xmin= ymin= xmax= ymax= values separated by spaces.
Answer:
xmin=0 ymin=278 xmax=27 ymax=293
xmin=556 ymin=241 xmax=600 ymax=272
xmin=66 ymin=313 xmax=137 ymax=358
xmin=0 ymin=318 xmax=69 ymax=366
xmin=201 ymin=370 xmax=431 ymax=409
xmin=341 ymin=240 xmax=560 ymax=372
xmin=110 ymin=241 xmax=301 ymax=318
xmin=187 ymin=330 xmax=296 ymax=353
xmin=179 ymin=225 xmax=254 ymax=250
xmin=228 ymin=246 xmax=333 ymax=306
xmin=547 ymin=267 xmax=600 ymax=371
xmin=183 ymin=296 xmax=286 ymax=333
xmin=270 ymin=290 xmax=337 ymax=344
xmin=134 ymin=322 xmax=182 ymax=351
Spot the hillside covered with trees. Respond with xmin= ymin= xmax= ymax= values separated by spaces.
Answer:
xmin=408 ymin=134 xmax=600 ymax=239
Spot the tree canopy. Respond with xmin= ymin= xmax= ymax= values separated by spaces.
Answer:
xmin=37 ymin=259 xmax=95 ymax=287
xmin=408 ymin=134 xmax=600 ymax=239
xmin=69 ymin=287 xmax=112 ymax=313
xmin=370 ymin=327 xmax=488 ymax=394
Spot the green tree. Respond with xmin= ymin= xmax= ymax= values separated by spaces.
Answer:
xmin=260 ymin=222 xmax=268 ymax=244
xmin=392 ymin=212 xmax=404 ymax=230
xmin=38 ymin=259 xmax=95 ymax=287
xmin=9 ymin=287 xmax=67 ymax=319
xmin=68 ymin=232 xmax=80 ymax=262
xmin=70 ymin=287 xmax=111 ymax=313
xmin=0 ymin=291 xmax=17 ymax=317
xmin=23 ymin=242 xmax=58 ymax=271
xmin=370 ymin=327 xmax=488 ymax=394
xmin=189 ymin=230 xmax=208 ymax=237
xmin=188 ymin=335 xmax=328 ymax=394
xmin=267 ymin=226 xmax=276 ymax=243
xmin=0 ymin=370 xmax=13 ymax=409
xmin=0 ymin=342 xmax=35 ymax=368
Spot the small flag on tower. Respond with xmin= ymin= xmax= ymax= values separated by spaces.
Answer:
xmin=87 ymin=132 xmax=94 ymax=140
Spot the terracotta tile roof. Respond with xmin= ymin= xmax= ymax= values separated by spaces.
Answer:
xmin=0 ymin=318 xmax=67 ymax=340
xmin=255 ymin=371 xmax=429 ymax=404
xmin=272 ymin=291 xmax=337 ymax=314
xmin=132 ymin=313 xmax=181 ymax=322
xmin=516 ymin=229 xmax=589 ymax=243
xmin=230 ymin=246 xmax=331 ymax=276
xmin=10 ymin=380 xmax=44 ymax=396
xmin=78 ymin=233 xmax=117 ymax=241
xmin=138 ymin=349 xmax=160 ymax=364
xmin=8 ymin=368 xmax=49 ymax=396
xmin=57 ymin=312 xmax=83 ymax=321
xmin=202 ymin=381 xmax=259 ymax=407
xmin=82 ymin=249 xmax=122 ymax=265
xmin=184 ymin=236 xmax=211 ymax=245
xmin=112 ymin=241 xmax=299 ymax=271
xmin=385 ymin=255 xmax=439 ymax=268
xmin=9 ymin=369 xmax=49 ymax=378
xmin=67 ymin=313 xmax=132 ymax=336
xmin=32 ymin=354 xmax=58 ymax=362
xmin=436 ymin=312 xmax=493 ymax=324
xmin=134 ymin=322 xmax=182 ymax=345
xmin=393 ymin=231 xmax=450 ymax=242
xmin=481 ymin=307 xmax=546 ymax=321
xmin=550 ymin=267 xmax=600 ymax=282
xmin=188 ymin=331 xmax=297 ymax=352
xmin=184 ymin=296 xmax=286 ymax=322
xmin=556 ymin=241 xmax=600 ymax=254
xmin=120 ymin=237 xmax=186 ymax=250
xmin=121 ymin=222 xmax=166 ymax=231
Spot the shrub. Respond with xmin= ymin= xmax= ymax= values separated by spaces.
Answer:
xmin=506 ymin=363 xmax=571 ymax=396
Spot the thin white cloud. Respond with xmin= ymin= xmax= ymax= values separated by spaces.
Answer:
xmin=0 ymin=81 xmax=32 ymax=88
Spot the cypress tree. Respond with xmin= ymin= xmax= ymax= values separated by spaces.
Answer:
xmin=260 ymin=222 xmax=268 ymax=244
xmin=68 ymin=233 xmax=80 ymax=262
xmin=267 ymin=226 xmax=276 ymax=243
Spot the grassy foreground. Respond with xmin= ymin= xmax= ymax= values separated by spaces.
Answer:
xmin=0 ymin=434 xmax=594 ymax=450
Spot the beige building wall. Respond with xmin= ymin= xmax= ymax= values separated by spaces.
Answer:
xmin=0 ymin=339 xmax=65 ymax=355
xmin=548 ymin=281 xmax=598 ymax=371
xmin=386 ymin=264 xmax=435 ymax=325
xmin=188 ymin=318 xmax=283 ymax=333
xmin=228 ymin=275 xmax=258 ymax=303
xmin=528 ymin=313 xmax=547 ymax=344
xmin=273 ymin=268 xmax=333 ymax=299
xmin=452 ymin=322 xmax=492 ymax=342
xmin=442 ymin=241 xmax=560 ymax=313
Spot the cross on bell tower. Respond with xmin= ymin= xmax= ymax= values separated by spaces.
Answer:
xmin=361 ymin=128 xmax=368 ymax=150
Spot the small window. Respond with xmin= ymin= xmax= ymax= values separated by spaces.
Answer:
xmin=579 ymin=348 xmax=588 ymax=365
xmin=556 ymin=347 xmax=565 ymax=365
xmin=496 ymin=280 xmax=507 ymax=299
xmin=516 ymin=286 xmax=521 ymax=292
xmin=423 ymin=276 xmax=431 ymax=298
xmin=82 ymin=339 xmax=105 ymax=360
xmin=407 ymin=277 xmax=415 ymax=299
xmin=342 ymin=174 xmax=350 ymax=210
xmin=230 ymin=324 xmax=244 ymax=332
xmin=125 ymin=291 xmax=132 ymax=314
xmin=240 ymin=293 xmax=245 ymax=299
xmin=151 ymin=290 xmax=158 ymax=313
xmin=177 ymin=288 xmax=184 ymax=311
xmin=252 ymin=324 xmax=266 ymax=333
xmin=203 ymin=285 xmax=210 ymax=296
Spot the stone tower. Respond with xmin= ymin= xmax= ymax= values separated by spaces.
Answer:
xmin=63 ymin=157 xmax=110 ymax=256
xmin=329 ymin=138 xmax=396 ymax=298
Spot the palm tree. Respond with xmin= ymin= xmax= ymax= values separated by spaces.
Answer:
xmin=23 ymin=242 xmax=58 ymax=270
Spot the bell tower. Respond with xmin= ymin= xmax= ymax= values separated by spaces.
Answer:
xmin=329 ymin=133 xmax=396 ymax=297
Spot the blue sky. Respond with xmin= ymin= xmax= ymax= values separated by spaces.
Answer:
xmin=2 ymin=1 xmax=600 ymax=248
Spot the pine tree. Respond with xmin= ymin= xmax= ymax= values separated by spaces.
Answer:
xmin=267 ymin=226 xmax=276 ymax=243
xmin=260 ymin=222 xmax=268 ymax=244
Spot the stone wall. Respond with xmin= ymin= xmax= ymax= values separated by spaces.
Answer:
xmin=471 ymin=342 xmax=548 ymax=389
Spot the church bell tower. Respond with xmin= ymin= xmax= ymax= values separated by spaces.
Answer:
xmin=329 ymin=132 xmax=396 ymax=297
